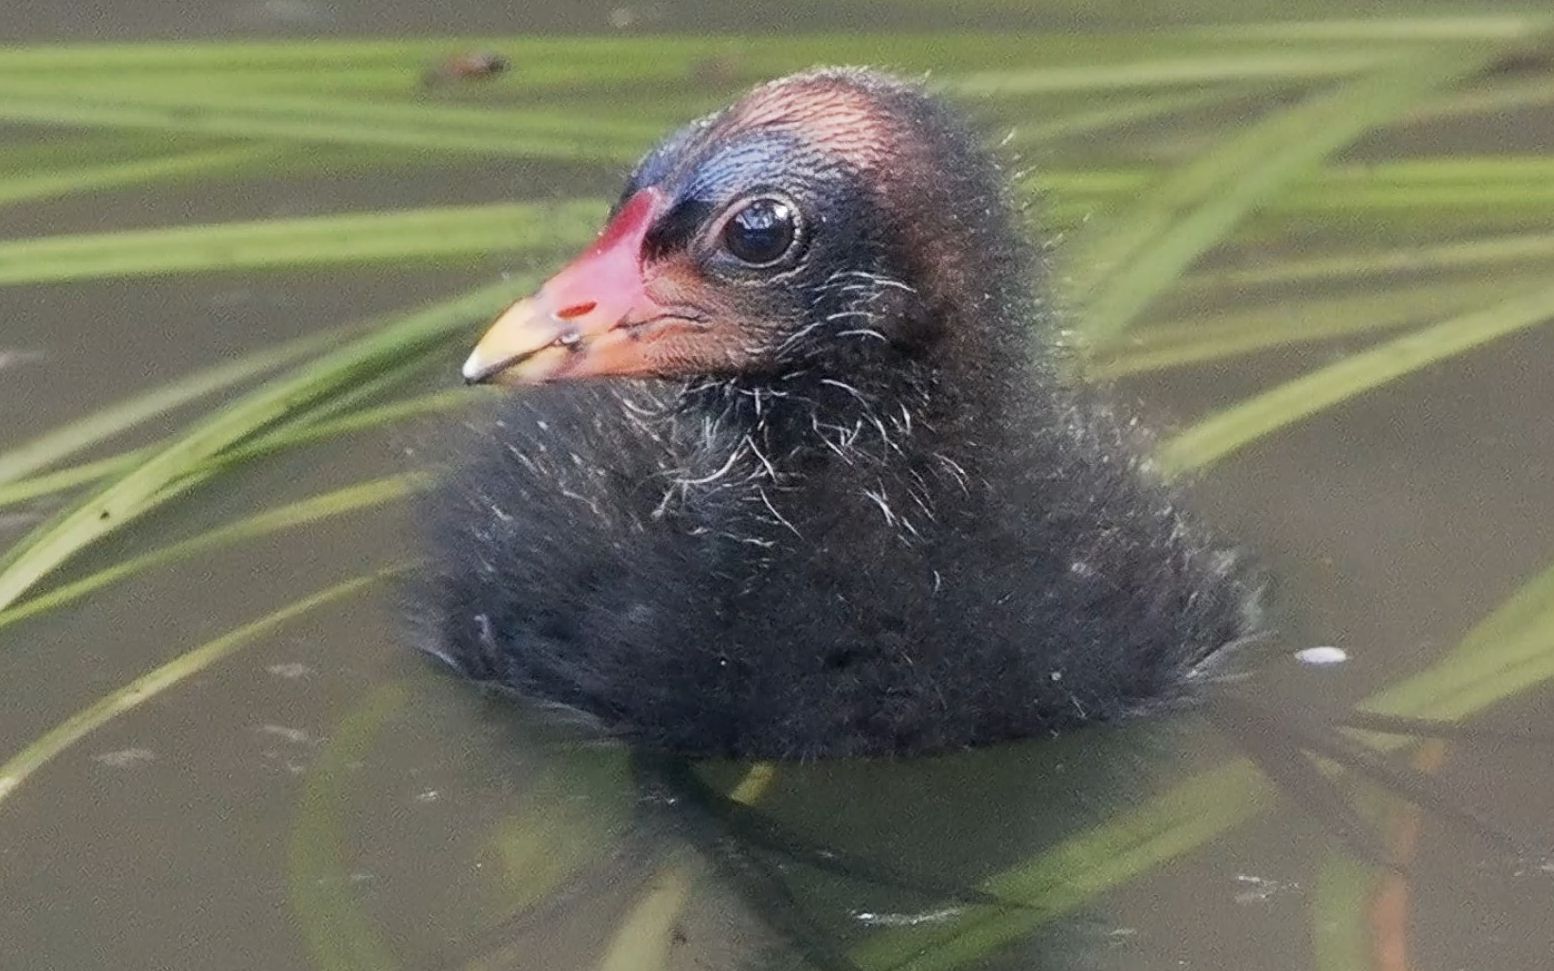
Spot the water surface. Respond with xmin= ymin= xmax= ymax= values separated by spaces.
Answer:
xmin=3 ymin=3 xmax=1554 ymax=970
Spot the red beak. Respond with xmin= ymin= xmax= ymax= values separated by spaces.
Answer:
xmin=462 ymin=188 xmax=672 ymax=385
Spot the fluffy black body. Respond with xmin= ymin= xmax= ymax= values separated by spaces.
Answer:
xmin=412 ymin=69 xmax=1263 ymax=759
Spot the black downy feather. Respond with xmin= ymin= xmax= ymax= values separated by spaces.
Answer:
xmin=411 ymin=68 xmax=1264 ymax=759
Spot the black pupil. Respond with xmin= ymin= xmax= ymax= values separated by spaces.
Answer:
xmin=723 ymin=199 xmax=795 ymax=265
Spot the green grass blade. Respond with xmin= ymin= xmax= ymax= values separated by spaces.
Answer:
xmin=0 ymin=326 xmax=343 ymax=486
xmin=1185 ymin=15 xmax=1547 ymax=42
xmin=1413 ymin=74 xmax=1554 ymax=123
xmin=0 ymin=31 xmax=1436 ymax=78
xmin=0 ymin=452 xmax=147 ymax=508
xmin=1072 ymin=44 xmax=1502 ymax=346
xmin=1002 ymin=87 xmax=1257 ymax=147
xmin=218 ymin=390 xmax=474 ymax=468
xmin=1159 ymin=281 xmax=1554 ymax=473
xmin=0 ymin=389 xmax=473 ymax=510
xmin=0 ymin=144 xmax=273 ymax=208
xmin=1090 ymin=273 xmax=1548 ymax=379
xmin=0 ymin=277 xmax=532 ymax=612
xmin=949 ymin=48 xmax=1396 ymax=95
xmin=1361 ymin=561 xmax=1554 ymax=723
xmin=0 ymin=82 xmax=656 ymax=162
xmin=1275 ymin=180 xmax=1554 ymax=215
xmin=1181 ymin=230 xmax=1554 ymax=293
xmin=0 ymin=570 xmax=388 ymax=807
xmin=0 ymin=474 xmax=428 ymax=634
xmin=0 ymin=37 xmax=481 ymax=71
xmin=0 ymin=200 xmax=602 ymax=285
xmin=0 ymin=130 xmax=225 ymax=172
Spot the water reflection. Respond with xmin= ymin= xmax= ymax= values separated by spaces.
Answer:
xmin=335 ymin=650 xmax=1548 ymax=971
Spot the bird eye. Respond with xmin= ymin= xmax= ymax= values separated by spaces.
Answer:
xmin=720 ymin=198 xmax=798 ymax=267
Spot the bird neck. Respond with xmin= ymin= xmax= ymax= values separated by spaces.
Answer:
xmin=668 ymin=308 xmax=1055 ymax=496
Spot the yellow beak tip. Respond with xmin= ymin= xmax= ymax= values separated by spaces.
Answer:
xmin=461 ymin=351 xmax=492 ymax=383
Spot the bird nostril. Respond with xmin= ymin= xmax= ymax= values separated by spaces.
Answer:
xmin=555 ymin=302 xmax=597 ymax=320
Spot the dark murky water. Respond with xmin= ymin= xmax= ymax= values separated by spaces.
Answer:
xmin=4 ymin=2 xmax=1554 ymax=970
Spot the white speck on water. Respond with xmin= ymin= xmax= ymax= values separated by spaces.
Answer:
xmin=93 ymin=748 xmax=157 ymax=769
xmin=852 ymin=906 xmax=963 ymax=927
xmin=1233 ymin=873 xmax=1299 ymax=905
xmin=1294 ymin=646 xmax=1348 ymax=667
xmin=0 ymin=349 xmax=45 ymax=371
xmin=266 ymin=662 xmax=313 ymax=679
xmin=257 ymin=724 xmax=311 ymax=744
xmin=1049 ymin=670 xmax=1063 ymax=681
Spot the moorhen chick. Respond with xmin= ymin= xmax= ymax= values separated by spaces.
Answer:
xmin=414 ymin=67 xmax=1264 ymax=759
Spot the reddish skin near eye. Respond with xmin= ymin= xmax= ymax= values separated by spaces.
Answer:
xmin=462 ymin=188 xmax=695 ymax=384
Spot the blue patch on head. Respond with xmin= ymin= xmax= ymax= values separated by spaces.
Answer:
xmin=681 ymin=132 xmax=810 ymax=202
xmin=626 ymin=124 xmax=819 ymax=214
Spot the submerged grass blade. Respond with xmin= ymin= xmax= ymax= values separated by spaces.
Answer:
xmin=0 ymin=474 xmax=429 ymax=634
xmin=851 ymin=763 xmax=1272 ymax=970
xmin=0 ymin=326 xmax=343 ymax=486
xmin=1072 ymin=44 xmax=1501 ymax=346
xmin=595 ymin=862 xmax=697 ymax=971
xmin=0 ymin=570 xmax=389 ymax=807
xmin=0 ymin=200 xmax=601 ymax=285
xmin=289 ymin=683 xmax=409 ymax=971
xmin=854 ymin=551 xmax=1554 ymax=971
xmin=1159 ymin=280 xmax=1554 ymax=473
xmin=1311 ymin=853 xmax=1377 ymax=971
xmin=0 ymin=277 xmax=531 ymax=612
